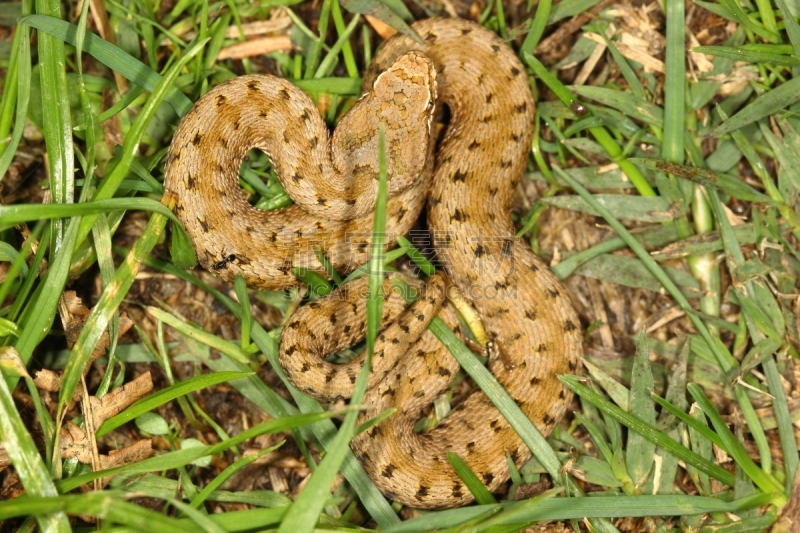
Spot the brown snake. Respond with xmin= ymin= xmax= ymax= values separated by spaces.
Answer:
xmin=164 ymin=18 xmax=582 ymax=509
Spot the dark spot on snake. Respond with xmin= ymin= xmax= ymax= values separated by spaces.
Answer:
xmin=279 ymin=87 xmax=291 ymax=100
xmin=564 ymin=320 xmax=577 ymax=332
xmin=468 ymin=140 xmax=480 ymax=151
xmin=300 ymin=362 xmax=310 ymax=372
xmin=246 ymin=80 xmax=259 ymax=91
xmin=192 ymin=133 xmax=202 ymax=146
xmin=477 ymin=73 xmax=485 ymax=85
xmin=502 ymin=239 xmax=513 ymax=257
xmin=415 ymin=349 xmax=425 ymax=357
xmin=356 ymin=451 xmax=369 ymax=463
xmin=288 ymin=321 xmax=300 ymax=330
xmin=480 ymin=114 xmax=493 ymax=123
xmin=215 ymin=94 xmax=226 ymax=106
xmin=548 ymin=288 xmax=560 ymax=298
xmin=349 ymin=375 xmax=356 ymax=384
xmin=491 ymin=44 xmax=500 ymax=53
xmin=430 ymin=195 xmax=442 ymax=206
xmin=283 ymin=130 xmax=290 ymax=143
xmin=323 ymin=332 xmax=330 ymax=341
xmin=450 ymin=209 xmax=468 ymax=222
xmin=538 ymin=343 xmax=547 ymax=352
xmin=325 ymin=374 xmax=332 ymax=382
xmin=543 ymin=413 xmax=555 ymax=426
xmin=510 ymin=66 xmax=521 ymax=78
xmin=482 ymin=472 xmax=494 ymax=485
xmin=346 ymin=198 xmax=357 ymax=206
xmin=416 ymin=485 xmax=429 ymax=499
xmin=382 ymin=464 xmax=395 ymax=478
xmin=315 ymin=221 xmax=324 ymax=230
xmin=233 ymin=119 xmax=240 ymax=130
xmin=285 ymin=345 xmax=296 ymax=356
xmin=425 ymin=32 xmax=437 ymax=43
xmin=357 ymin=242 xmax=368 ymax=253
xmin=396 ymin=206 xmax=408 ymax=220
xmin=559 ymin=389 xmax=566 ymax=399
xmin=310 ymin=136 xmax=318 ymax=148
xmin=510 ymin=450 xmax=520 ymax=463
xmin=453 ymin=169 xmax=467 ymax=182
xmin=495 ymin=281 xmax=508 ymax=290
xmin=486 ymin=93 xmax=493 ymax=104
xmin=199 ymin=219 xmax=209 ymax=232
xmin=525 ymin=310 xmax=536 ymax=320
xmin=292 ymin=173 xmax=304 ymax=182
xmin=329 ymin=312 xmax=337 ymax=324
xmin=467 ymin=441 xmax=476 ymax=452
xmin=461 ymin=27 xmax=472 ymax=34
xmin=414 ymin=313 xmax=425 ymax=321
xmin=343 ymin=325 xmax=351 ymax=334
xmin=317 ymin=197 xmax=327 ymax=206
xmin=186 ymin=175 xmax=196 ymax=188
xmin=515 ymin=101 xmax=527 ymax=113
xmin=268 ymin=233 xmax=277 ymax=242
xmin=569 ymin=359 xmax=578 ymax=371
xmin=530 ymin=262 xmax=539 ymax=272
xmin=500 ymin=159 xmax=512 ymax=168
xmin=437 ymin=366 xmax=451 ymax=376
xmin=277 ymin=260 xmax=292 ymax=274
xmin=295 ymin=229 xmax=303 ymax=238
xmin=259 ymin=110 xmax=267 ymax=118
xmin=512 ymin=333 xmax=521 ymax=341
xmin=474 ymin=245 xmax=485 ymax=257
xmin=390 ymin=337 xmax=400 ymax=345
xmin=511 ymin=132 xmax=520 ymax=142
xmin=414 ymin=390 xmax=424 ymax=398
xmin=219 ymin=137 xmax=228 ymax=148
xmin=300 ymin=109 xmax=311 ymax=122
xmin=213 ymin=254 xmax=236 ymax=270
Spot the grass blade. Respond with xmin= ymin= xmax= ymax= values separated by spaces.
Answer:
xmin=561 ymin=375 xmax=735 ymax=487
xmin=97 ymin=371 xmax=253 ymax=437
xmin=275 ymin=128 xmax=392 ymax=533
xmin=688 ymin=384 xmax=785 ymax=502
xmin=20 ymin=14 xmax=192 ymax=115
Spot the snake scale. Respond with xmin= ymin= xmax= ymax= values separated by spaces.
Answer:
xmin=164 ymin=18 xmax=582 ymax=509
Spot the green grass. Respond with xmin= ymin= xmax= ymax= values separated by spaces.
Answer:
xmin=0 ymin=0 xmax=799 ymax=531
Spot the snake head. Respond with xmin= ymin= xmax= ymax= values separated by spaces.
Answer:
xmin=331 ymin=51 xmax=437 ymax=201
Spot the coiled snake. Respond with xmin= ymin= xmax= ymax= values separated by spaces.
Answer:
xmin=164 ymin=17 xmax=582 ymax=509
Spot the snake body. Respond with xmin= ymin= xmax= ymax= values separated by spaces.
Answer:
xmin=165 ymin=18 xmax=582 ymax=509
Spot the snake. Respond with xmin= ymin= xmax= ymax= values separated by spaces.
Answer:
xmin=164 ymin=17 xmax=582 ymax=509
